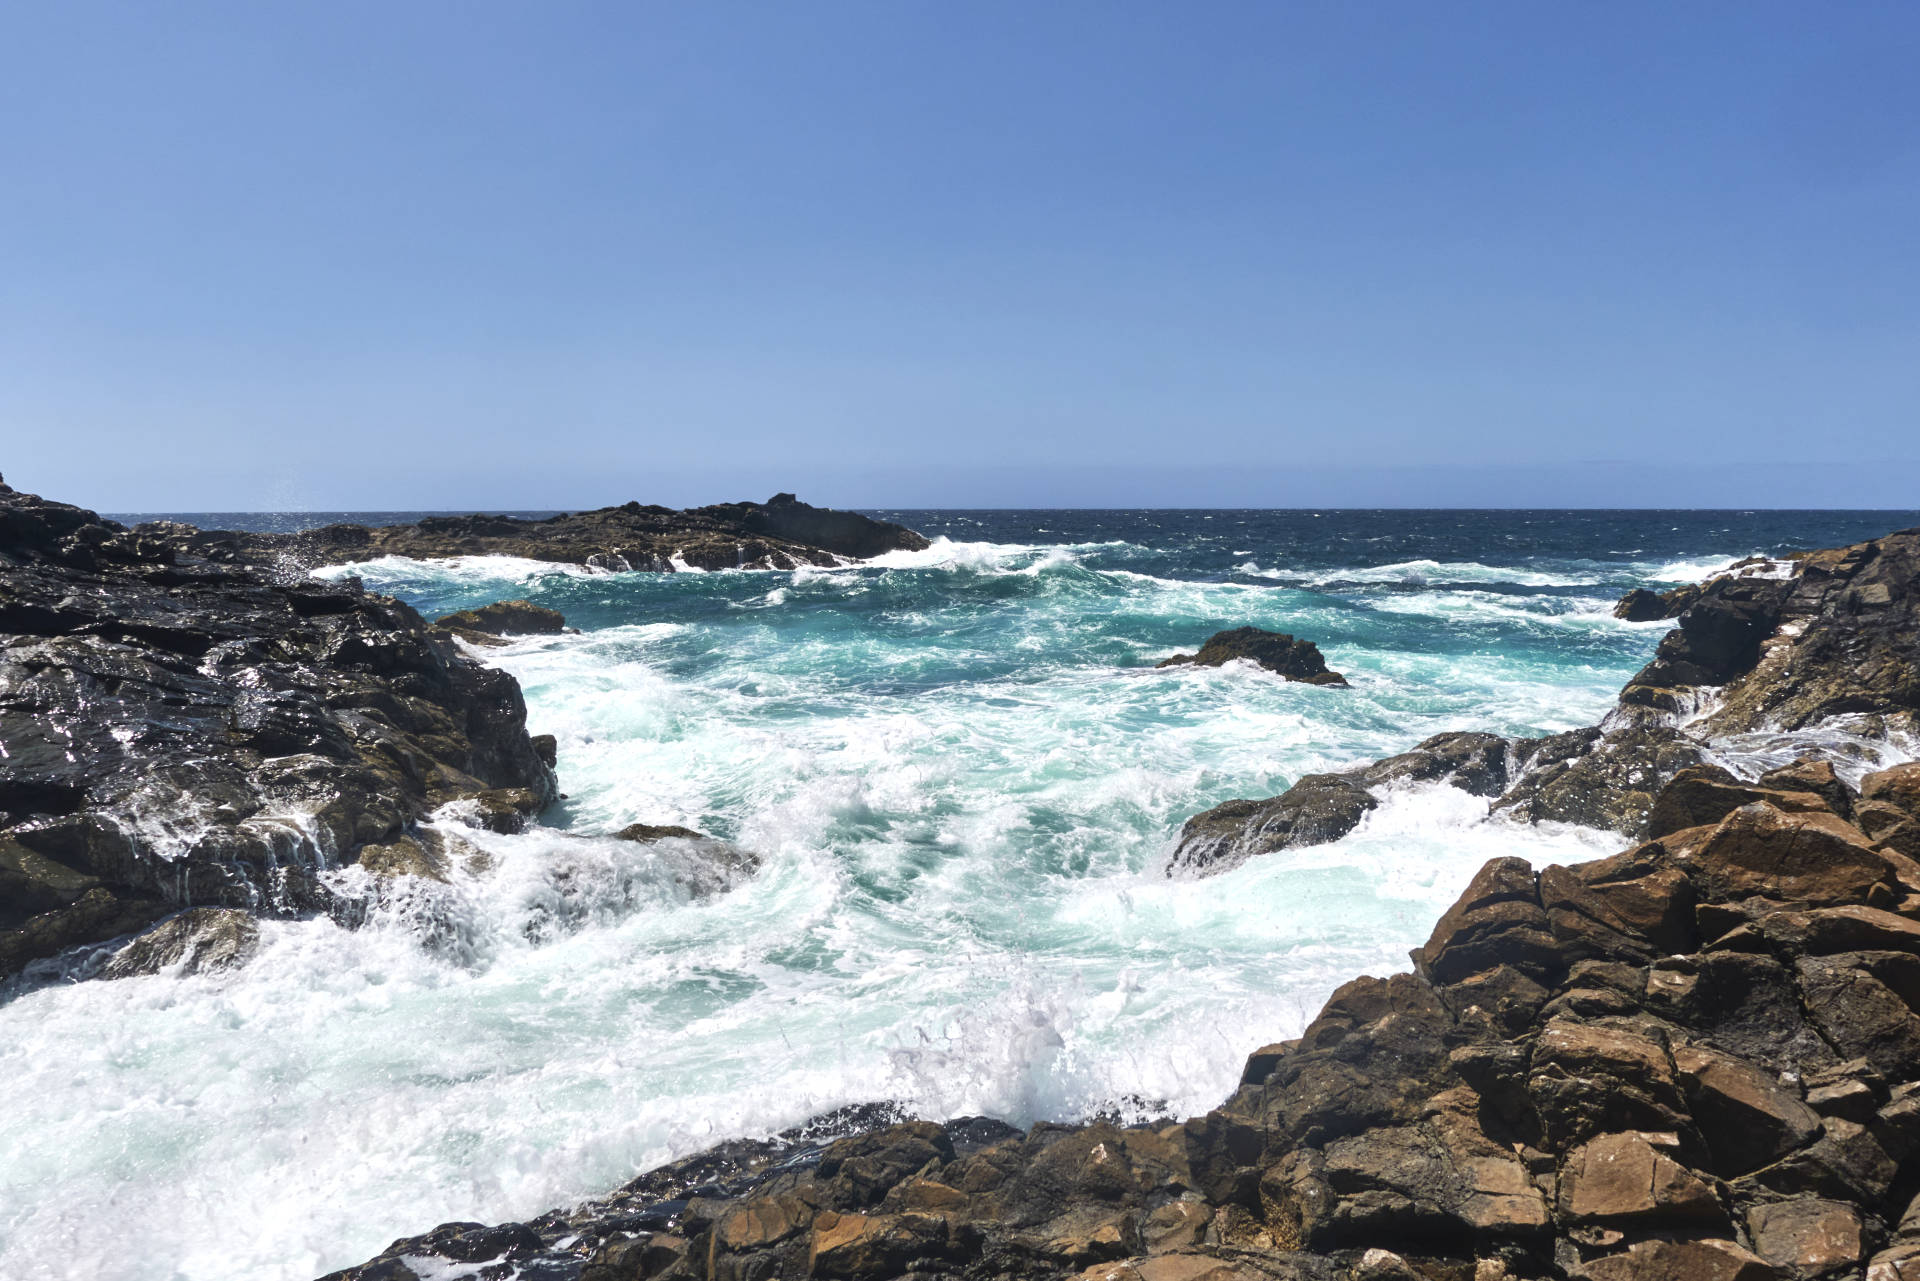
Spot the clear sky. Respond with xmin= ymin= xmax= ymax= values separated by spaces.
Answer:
xmin=3 ymin=2 xmax=1917 ymax=510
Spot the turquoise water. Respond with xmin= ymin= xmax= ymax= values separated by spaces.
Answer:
xmin=3 ymin=508 xmax=1915 ymax=1281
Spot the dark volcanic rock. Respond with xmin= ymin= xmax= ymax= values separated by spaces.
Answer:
xmin=1358 ymin=731 xmax=1513 ymax=797
xmin=1168 ymin=775 xmax=1377 ymax=875
xmin=1493 ymin=724 xmax=1714 ymax=836
xmin=1613 ymin=582 xmax=1704 ymax=622
xmin=1157 ymin=627 xmax=1348 ymax=686
xmin=147 ymin=494 xmax=929 ymax=574
xmin=0 ymin=479 xmax=555 ymax=980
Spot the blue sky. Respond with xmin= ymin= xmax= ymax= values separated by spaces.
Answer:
xmin=3 ymin=2 xmax=1917 ymax=510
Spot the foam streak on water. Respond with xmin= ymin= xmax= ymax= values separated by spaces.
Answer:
xmin=5 ymin=508 xmax=1916 ymax=1281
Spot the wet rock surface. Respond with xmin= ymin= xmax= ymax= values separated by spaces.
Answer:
xmin=1174 ymin=527 xmax=1920 ymax=875
xmin=0 ymin=479 xmax=556 ymax=980
xmin=1158 ymin=628 xmax=1348 ymax=686
xmin=325 ymin=764 xmax=1920 ymax=1280
xmin=145 ymin=492 xmax=930 ymax=574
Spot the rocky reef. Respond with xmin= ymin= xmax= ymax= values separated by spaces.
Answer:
xmin=142 ymin=492 xmax=930 ymax=573
xmin=1158 ymin=628 xmax=1349 ymax=687
xmin=0 ymin=478 xmax=557 ymax=979
xmin=1173 ymin=531 xmax=1920 ymax=876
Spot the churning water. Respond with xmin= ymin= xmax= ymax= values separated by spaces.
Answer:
xmin=5 ymin=508 xmax=1915 ymax=1280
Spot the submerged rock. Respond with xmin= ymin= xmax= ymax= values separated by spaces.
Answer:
xmin=1169 ymin=775 xmax=1378 ymax=875
xmin=0 ymin=479 xmax=555 ymax=979
xmin=616 ymin=822 xmax=761 ymax=891
xmin=99 ymin=907 xmax=260 ymax=979
xmin=1157 ymin=627 xmax=1348 ymax=686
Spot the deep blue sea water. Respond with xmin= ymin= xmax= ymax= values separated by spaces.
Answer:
xmin=10 ymin=508 xmax=1917 ymax=1281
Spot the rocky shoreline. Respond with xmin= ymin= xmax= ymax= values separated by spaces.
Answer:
xmin=0 ymin=480 xmax=920 ymax=983
xmin=8 ymin=479 xmax=1920 ymax=1280
xmin=318 ymin=525 xmax=1920 ymax=1280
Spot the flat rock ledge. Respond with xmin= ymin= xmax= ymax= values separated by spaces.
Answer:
xmin=1158 ymin=628 xmax=1349 ymax=686
xmin=324 ymin=760 xmax=1920 ymax=1281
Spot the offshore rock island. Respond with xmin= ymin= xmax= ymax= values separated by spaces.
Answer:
xmin=4 ymin=479 xmax=1920 ymax=1281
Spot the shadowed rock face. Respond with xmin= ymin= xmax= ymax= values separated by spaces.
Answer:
xmin=320 ymin=765 xmax=1920 ymax=1281
xmin=1157 ymin=628 xmax=1348 ymax=686
xmin=141 ymin=494 xmax=930 ymax=574
xmin=0 ymin=479 xmax=555 ymax=980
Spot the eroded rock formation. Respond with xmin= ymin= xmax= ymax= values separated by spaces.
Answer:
xmin=0 ymin=479 xmax=556 ymax=979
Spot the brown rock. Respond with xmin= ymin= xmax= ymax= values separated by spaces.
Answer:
xmin=1579 ymin=1237 xmax=1777 ymax=1281
xmin=435 ymin=599 xmax=567 ymax=636
xmin=808 ymin=1210 xmax=949 ymax=1278
xmin=1798 ymin=951 xmax=1920 ymax=1078
xmin=1747 ymin=1198 xmax=1864 ymax=1272
xmin=1167 ymin=775 xmax=1377 ymax=875
xmin=1863 ymin=762 xmax=1920 ymax=819
xmin=1684 ymin=803 xmax=1893 ymax=907
xmin=1539 ymin=840 xmax=1695 ymax=964
xmin=1757 ymin=757 xmax=1856 ymax=819
xmin=1556 ymin=1131 xmax=1724 ymax=1226
xmin=355 ymin=836 xmax=449 ymax=882
xmin=98 ymin=907 xmax=261 ymax=979
xmin=1412 ymin=857 xmax=1563 ymax=987
xmin=1672 ymin=1043 xmax=1820 ymax=1176
xmin=1527 ymin=1019 xmax=1688 ymax=1150
xmin=1155 ymin=627 xmax=1347 ymax=686
xmin=1643 ymin=765 xmax=1836 ymax=840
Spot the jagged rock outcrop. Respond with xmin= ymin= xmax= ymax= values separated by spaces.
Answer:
xmin=1175 ymin=529 xmax=1920 ymax=876
xmin=322 ymin=760 xmax=1920 ymax=1281
xmin=1158 ymin=628 xmax=1348 ymax=686
xmin=0 ymin=479 xmax=556 ymax=980
xmin=144 ymin=494 xmax=930 ymax=574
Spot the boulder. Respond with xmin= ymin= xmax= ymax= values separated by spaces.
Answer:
xmin=1359 ymin=731 xmax=1514 ymax=797
xmin=1579 ymin=1238 xmax=1777 ymax=1281
xmin=1157 ymin=627 xmax=1347 ymax=685
xmin=1642 ymin=765 xmax=1837 ymax=840
xmin=1672 ymin=1043 xmax=1820 ymax=1176
xmin=1747 ymin=1198 xmax=1865 ymax=1273
xmin=1555 ymin=1131 xmax=1723 ymax=1227
xmin=1682 ymin=802 xmax=1892 ymax=907
xmin=1167 ymin=775 xmax=1376 ymax=875
xmin=1613 ymin=583 xmax=1704 ymax=622
xmin=1411 ymin=858 xmax=1563 ymax=988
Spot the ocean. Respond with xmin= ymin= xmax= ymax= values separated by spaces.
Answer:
xmin=4 ymin=508 xmax=1916 ymax=1280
